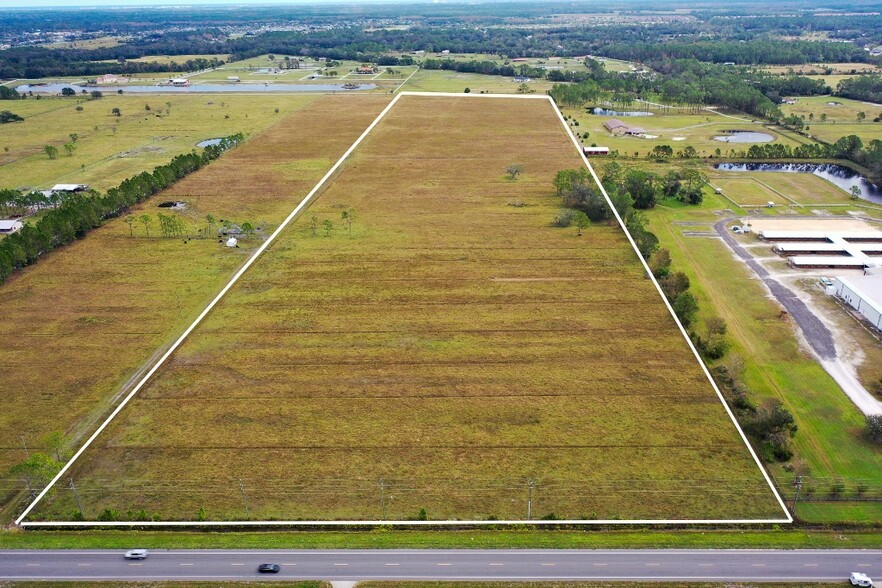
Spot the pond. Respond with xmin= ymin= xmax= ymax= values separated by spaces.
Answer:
xmin=713 ymin=130 xmax=775 ymax=143
xmin=16 ymin=82 xmax=377 ymax=94
xmin=591 ymin=107 xmax=654 ymax=117
xmin=196 ymin=138 xmax=223 ymax=147
xmin=715 ymin=162 xmax=882 ymax=204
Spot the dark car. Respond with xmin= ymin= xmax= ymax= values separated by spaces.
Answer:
xmin=258 ymin=563 xmax=281 ymax=573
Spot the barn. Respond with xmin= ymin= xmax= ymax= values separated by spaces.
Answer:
xmin=834 ymin=275 xmax=882 ymax=330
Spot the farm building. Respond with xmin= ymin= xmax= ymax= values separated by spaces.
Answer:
xmin=0 ymin=219 xmax=23 ymax=235
xmin=95 ymin=74 xmax=120 ymax=84
xmin=788 ymin=256 xmax=870 ymax=269
xmin=167 ymin=78 xmax=190 ymax=87
xmin=50 ymin=184 xmax=88 ymax=193
xmin=583 ymin=146 xmax=610 ymax=156
xmin=603 ymin=118 xmax=644 ymax=136
xmin=356 ymin=66 xmax=378 ymax=74
xmin=834 ymin=275 xmax=882 ymax=330
xmin=764 ymin=229 xmax=882 ymax=270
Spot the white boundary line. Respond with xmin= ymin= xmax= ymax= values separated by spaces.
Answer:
xmin=18 ymin=91 xmax=791 ymax=527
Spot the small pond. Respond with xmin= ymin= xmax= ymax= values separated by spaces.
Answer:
xmin=715 ymin=162 xmax=882 ymax=204
xmin=197 ymin=138 xmax=223 ymax=147
xmin=591 ymin=107 xmax=654 ymax=117
xmin=713 ymin=130 xmax=775 ymax=143
xmin=16 ymin=82 xmax=376 ymax=94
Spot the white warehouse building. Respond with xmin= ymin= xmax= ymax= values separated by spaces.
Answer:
xmin=834 ymin=275 xmax=882 ymax=330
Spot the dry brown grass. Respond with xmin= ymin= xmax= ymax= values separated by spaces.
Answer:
xmin=29 ymin=96 xmax=782 ymax=522
xmin=0 ymin=95 xmax=392 ymax=515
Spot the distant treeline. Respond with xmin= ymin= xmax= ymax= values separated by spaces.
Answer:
xmin=0 ymin=19 xmax=878 ymax=79
xmin=0 ymin=134 xmax=244 ymax=285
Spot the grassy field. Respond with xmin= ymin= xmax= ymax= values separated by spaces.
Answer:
xmin=0 ymin=94 xmax=393 ymax=521
xmin=763 ymin=63 xmax=882 ymax=76
xmin=3 ymin=528 xmax=882 ymax=550
xmin=779 ymin=95 xmax=882 ymax=143
xmin=559 ymin=108 xmax=802 ymax=158
xmin=25 ymin=95 xmax=783 ymax=523
xmin=0 ymin=94 xmax=320 ymax=192
xmin=708 ymin=169 xmax=858 ymax=206
xmin=645 ymin=192 xmax=882 ymax=523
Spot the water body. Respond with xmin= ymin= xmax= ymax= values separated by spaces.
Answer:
xmin=591 ymin=107 xmax=654 ymax=117
xmin=713 ymin=131 xmax=775 ymax=143
xmin=16 ymin=82 xmax=376 ymax=94
xmin=196 ymin=138 xmax=223 ymax=147
xmin=715 ymin=162 xmax=882 ymax=204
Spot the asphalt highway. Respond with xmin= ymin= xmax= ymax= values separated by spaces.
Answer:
xmin=0 ymin=549 xmax=879 ymax=582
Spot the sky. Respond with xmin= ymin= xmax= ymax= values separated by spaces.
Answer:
xmin=0 ymin=0 xmax=407 ymax=6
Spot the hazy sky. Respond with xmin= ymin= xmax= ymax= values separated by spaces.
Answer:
xmin=1 ymin=0 xmax=388 ymax=7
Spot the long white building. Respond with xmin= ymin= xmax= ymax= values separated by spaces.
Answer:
xmin=834 ymin=275 xmax=882 ymax=330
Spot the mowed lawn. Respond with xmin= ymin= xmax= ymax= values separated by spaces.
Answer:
xmin=709 ymin=171 xmax=855 ymax=206
xmin=0 ymin=94 xmax=393 ymax=517
xmin=31 ymin=96 xmax=784 ymax=523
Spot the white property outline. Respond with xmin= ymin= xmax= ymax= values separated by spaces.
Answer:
xmin=17 ymin=91 xmax=792 ymax=526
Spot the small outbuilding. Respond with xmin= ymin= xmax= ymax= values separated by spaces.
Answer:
xmin=583 ymin=146 xmax=610 ymax=156
xmin=50 ymin=184 xmax=88 ymax=193
xmin=0 ymin=219 xmax=23 ymax=235
xmin=225 ymin=237 xmax=238 ymax=248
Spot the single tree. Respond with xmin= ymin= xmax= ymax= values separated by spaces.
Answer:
xmin=867 ymin=414 xmax=882 ymax=443
xmin=68 ymin=133 xmax=78 ymax=143
xmin=63 ymin=142 xmax=75 ymax=157
xmin=322 ymin=219 xmax=334 ymax=236
xmin=506 ymin=164 xmax=525 ymax=180
xmin=572 ymin=210 xmax=590 ymax=236
xmin=464 ymin=87 xmax=471 ymax=94
xmin=44 ymin=145 xmax=58 ymax=160
xmin=124 ymin=215 xmax=136 ymax=236
xmin=850 ymin=185 xmax=862 ymax=200
xmin=205 ymin=214 xmax=216 ymax=237
xmin=145 ymin=104 xmax=151 ymax=111
xmin=820 ymin=113 xmax=827 ymax=122
xmin=139 ymin=214 xmax=152 ymax=237
xmin=241 ymin=221 xmax=255 ymax=238
xmin=111 ymin=107 xmax=121 ymax=117
xmin=857 ymin=111 xmax=867 ymax=122
xmin=341 ymin=208 xmax=356 ymax=236
xmin=310 ymin=213 xmax=319 ymax=237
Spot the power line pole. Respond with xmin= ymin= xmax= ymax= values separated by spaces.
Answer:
xmin=238 ymin=479 xmax=250 ymax=518
xmin=69 ymin=478 xmax=83 ymax=515
xmin=527 ymin=479 xmax=534 ymax=520
xmin=792 ymin=475 xmax=803 ymax=516
xmin=19 ymin=435 xmax=30 ymax=459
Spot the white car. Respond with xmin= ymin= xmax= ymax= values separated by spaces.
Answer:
xmin=851 ymin=572 xmax=874 ymax=587
xmin=124 ymin=549 xmax=149 ymax=560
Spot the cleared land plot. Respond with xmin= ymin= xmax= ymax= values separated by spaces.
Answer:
xmin=402 ymin=69 xmax=554 ymax=94
xmin=710 ymin=171 xmax=853 ymax=205
xmin=29 ymin=96 xmax=783 ymax=523
xmin=0 ymin=94 xmax=392 ymax=516
xmin=780 ymin=95 xmax=882 ymax=142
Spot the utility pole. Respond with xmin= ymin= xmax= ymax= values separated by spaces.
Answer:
xmin=19 ymin=435 xmax=30 ymax=459
xmin=380 ymin=479 xmax=387 ymax=520
xmin=527 ymin=479 xmax=534 ymax=520
xmin=69 ymin=478 xmax=83 ymax=515
xmin=238 ymin=479 xmax=250 ymax=518
xmin=792 ymin=475 xmax=803 ymax=515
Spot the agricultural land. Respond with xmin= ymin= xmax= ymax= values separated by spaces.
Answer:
xmin=25 ymin=95 xmax=784 ymax=523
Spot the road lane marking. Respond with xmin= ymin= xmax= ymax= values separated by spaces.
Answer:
xmin=437 ymin=563 xmax=452 ymax=566
xmin=698 ymin=563 xmax=714 ymax=567
xmin=804 ymin=563 xmax=819 ymax=567
xmin=77 ymin=563 xmax=92 ymax=567
xmin=128 ymin=563 xmax=142 ymax=567
xmin=593 ymin=563 xmax=608 ymax=567
xmin=751 ymin=564 xmax=766 ymax=567
xmin=541 ymin=563 xmax=556 ymax=566
xmin=180 ymin=563 xmax=195 ymax=566
xmin=334 ymin=563 xmax=349 ymax=566
xmin=231 ymin=563 xmax=245 ymax=566
xmin=645 ymin=563 xmax=661 ymax=566
xmin=385 ymin=563 xmax=400 ymax=566
xmin=489 ymin=563 xmax=503 ymax=566
xmin=25 ymin=564 xmax=39 ymax=567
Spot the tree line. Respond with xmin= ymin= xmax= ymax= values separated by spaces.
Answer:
xmin=0 ymin=133 xmax=244 ymax=285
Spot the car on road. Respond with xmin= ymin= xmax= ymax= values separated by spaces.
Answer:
xmin=124 ymin=549 xmax=149 ymax=560
xmin=851 ymin=572 xmax=874 ymax=587
xmin=819 ymin=277 xmax=835 ymax=287
xmin=258 ymin=563 xmax=281 ymax=573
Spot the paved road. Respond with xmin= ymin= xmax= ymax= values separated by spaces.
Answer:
xmin=1 ymin=549 xmax=879 ymax=582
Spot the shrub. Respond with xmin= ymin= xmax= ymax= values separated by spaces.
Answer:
xmin=553 ymin=209 xmax=575 ymax=227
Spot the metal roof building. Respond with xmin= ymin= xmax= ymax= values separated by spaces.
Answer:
xmin=834 ymin=275 xmax=882 ymax=330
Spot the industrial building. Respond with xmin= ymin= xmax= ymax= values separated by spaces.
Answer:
xmin=760 ymin=229 xmax=882 ymax=270
xmin=834 ymin=275 xmax=882 ymax=330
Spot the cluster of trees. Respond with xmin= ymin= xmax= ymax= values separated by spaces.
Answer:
xmin=837 ymin=74 xmax=882 ymax=104
xmin=0 ymin=189 xmax=71 ymax=216
xmin=712 ymin=357 xmax=798 ymax=461
xmin=0 ymin=110 xmax=23 ymax=124
xmin=602 ymin=39 xmax=867 ymax=66
xmin=0 ymin=86 xmax=21 ymax=100
xmin=421 ymin=58 xmax=544 ymax=79
xmin=0 ymin=133 xmax=244 ymax=285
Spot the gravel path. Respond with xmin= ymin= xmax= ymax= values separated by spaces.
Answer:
xmin=713 ymin=218 xmax=837 ymax=359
